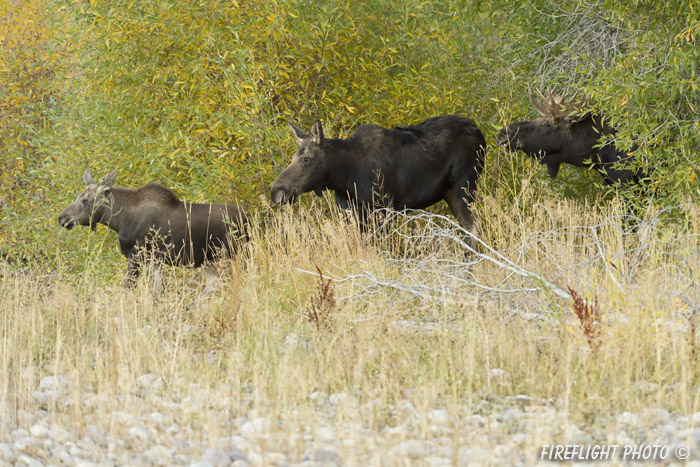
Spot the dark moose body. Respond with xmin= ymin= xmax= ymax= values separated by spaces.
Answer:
xmin=58 ymin=170 xmax=248 ymax=290
xmin=497 ymin=93 xmax=639 ymax=186
xmin=271 ymin=115 xmax=486 ymax=231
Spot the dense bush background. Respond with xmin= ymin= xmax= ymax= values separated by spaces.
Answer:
xmin=1 ymin=0 xmax=698 ymax=268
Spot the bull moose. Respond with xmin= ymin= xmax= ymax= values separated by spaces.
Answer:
xmin=58 ymin=170 xmax=248 ymax=295
xmin=270 ymin=115 xmax=486 ymax=232
xmin=497 ymin=91 xmax=639 ymax=186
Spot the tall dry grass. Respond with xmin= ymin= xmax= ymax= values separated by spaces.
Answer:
xmin=0 ymin=190 xmax=698 ymax=459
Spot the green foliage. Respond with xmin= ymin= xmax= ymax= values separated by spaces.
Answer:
xmin=1 ymin=0 xmax=698 ymax=267
xmin=0 ymin=0 xmax=73 ymax=264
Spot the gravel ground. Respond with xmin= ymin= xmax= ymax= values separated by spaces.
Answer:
xmin=2 ymin=372 xmax=700 ymax=466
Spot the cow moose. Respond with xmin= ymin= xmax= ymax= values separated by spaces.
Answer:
xmin=497 ymin=91 xmax=640 ymax=186
xmin=270 ymin=115 xmax=486 ymax=232
xmin=58 ymin=170 xmax=248 ymax=296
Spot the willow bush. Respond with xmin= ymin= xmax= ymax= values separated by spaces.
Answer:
xmin=1 ymin=0 xmax=698 ymax=269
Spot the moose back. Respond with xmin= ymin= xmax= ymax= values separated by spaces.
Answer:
xmin=58 ymin=170 xmax=248 ymax=292
xmin=270 ymin=115 xmax=486 ymax=232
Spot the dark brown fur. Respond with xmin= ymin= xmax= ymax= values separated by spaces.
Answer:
xmin=59 ymin=170 xmax=248 ymax=288
xmin=496 ymin=93 xmax=639 ymax=185
xmin=270 ymin=116 xmax=486 ymax=231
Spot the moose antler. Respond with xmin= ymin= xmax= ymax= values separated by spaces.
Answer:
xmin=527 ymin=87 xmax=588 ymax=122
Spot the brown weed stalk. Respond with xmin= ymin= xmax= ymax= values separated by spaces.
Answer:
xmin=306 ymin=266 xmax=336 ymax=331
xmin=688 ymin=320 xmax=697 ymax=361
xmin=568 ymin=286 xmax=602 ymax=353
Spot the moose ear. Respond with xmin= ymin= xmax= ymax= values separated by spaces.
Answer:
xmin=288 ymin=122 xmax=310 ymax=146
xmin=83 ymin=170 xmax=95 ymax=186
xmin=310 ymin=120 xmax=324 ymax=145
xmin=99 ymin=170 xmax=118 ymax=190
xmin=564 ymin=113 xmax=590 ymax=126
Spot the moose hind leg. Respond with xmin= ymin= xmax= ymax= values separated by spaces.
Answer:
xmin=200 ymin=264 xmax=221 ymax=299
xmin=444 ymin=188 xmax=476 ymax=233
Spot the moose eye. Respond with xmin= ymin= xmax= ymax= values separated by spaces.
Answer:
xmin=81 ymin=198 xmax=88 ymax=206
xmin=541 ymin=122 xmax=550 ymax=128
xmin=302 ymin=156 xmax=311 ymax=166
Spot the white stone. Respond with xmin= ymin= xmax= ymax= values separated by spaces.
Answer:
xmin=616 ymin=430 xmax=635 ymax=446
xmin=58 ymin=450 xmax=72 ymax=464
xmin=329 ymin=392 xmax=359 ymax=408
xmin=617 ymin=411 xmax=641 ymax=426
xmin=129 ymin=425 xmax=151 ymax=442
xmin=315 ymin=426 xmax=336 ymax=442
xmin=314 ymin=449 xmax=342 ymax=464
xmin=78 ymin=436 xmax=97 ymax=451
xmin=240 ymin=417 xmax=271 ymax=438
xmin=51 ymin=425 xmax=72 ymax=443
xmin=428 ymin=409 xmax=450 ymax=426
xmin=265 ymin=452 xmax=287 ymax=465
xmin=111 ymin=411 xmax=135 ymax=425
xmin=69 ymin=444 xmax=84 ymax=458
xmin=382 ymin=424 xmax=408 ymax=438
xmin=30 ymin=423 xmax=49 ymax=438
xmin=513 ymin=394 xmax=535 ymax=405
xmin=633 ymin=381 xmax=660 ymax=394
xmin=458 ymin=447 xmax=491 ymax=465
xmin=202 ymin=447 xmax=231 ymax=466
xmin=17 ymin=454 xmax=44 ymax=467
xmin=40 ymin=375 xmax=69 ymax=391
xmin=283 ymin=333 xmax=312 ymax=352
xmin=136 ymin=373 xmax=157 ymax=387
xmin=393 ymin=439 xmax=424 ymax=459
xmin=150 ymin=412 xmax=167 ymax=425
xmin=144 ymin=445 xmax=171 ymax=466
xmin=397 ymin=400 xmax=416 ymax=415
xmin=488 ymin=368 xmax=511 ymax=378
xmin=642 ymin=407 xmax=670 ymax=424
xmin=31 ymin=390 xmax=62 ymax=405
xmin=309 ymin=391 xmax=329 ymax=407
xmin=13 ymin=436 xmax=37 ymax=451
xmin=501 ymin=408 xmax=523 ymax=423
xmin=0 ymin=443 xmax=15 ymax=462
xmin=182 ymin=395 xmax=204 ymax=413
xmin=425 ymin=456 xmax=451 ymax=467
xmin=246 ymin=451 xmax=264 ymax=464
xmin=135 ymin=373 xmax=164 ymax=391
xmin=468 ymin=415 xmax=486 ymax=428
xmin=11 ymin=427 xmax=30 ymax=440
xmin=229 ymin=435 xmax=249 ymax=452
xmin=360 ymin=398 xmax=382 ymax=417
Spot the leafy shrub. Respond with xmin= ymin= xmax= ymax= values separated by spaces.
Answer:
xmin=1 ymin=0 xmax=698 ymax=269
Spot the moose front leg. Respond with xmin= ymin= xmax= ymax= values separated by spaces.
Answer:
xmin=148 ymin=261 xmax=163 ymax=296
xmin=124 ymin=255 xmax=142 ymax=289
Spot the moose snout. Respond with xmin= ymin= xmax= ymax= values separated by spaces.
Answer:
xmin=496 ymin=127 xmax=509 ymax=146
xmin=58 ymin=213 xmax=76 ymax=230
xmin=270 ymin=183 xmax=296 ymax=205
xmin=497 ymin=126 xmax=519 ymax=148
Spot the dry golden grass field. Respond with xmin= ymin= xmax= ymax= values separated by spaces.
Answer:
xmin=1 ymin=178 xmax=699 ymax=465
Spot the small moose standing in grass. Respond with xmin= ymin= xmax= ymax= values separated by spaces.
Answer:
xmin=58 ymin=169 xmax=248 ymax=296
